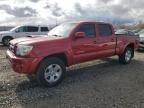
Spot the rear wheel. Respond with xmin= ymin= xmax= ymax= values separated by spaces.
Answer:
xmin=2 ymin=37 xmax=13 ymax=46
xmin=119 ymin=47 xmax=133 ymax=64
xmin=36 ymin=57 xmax=66 ymax=87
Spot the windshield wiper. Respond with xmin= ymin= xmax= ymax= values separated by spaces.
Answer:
xmin=51 ymin=34 xmax=62 ymax=37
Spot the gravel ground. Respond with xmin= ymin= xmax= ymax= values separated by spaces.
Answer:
xmin=1 ymin=44 xmax=144 ymax=108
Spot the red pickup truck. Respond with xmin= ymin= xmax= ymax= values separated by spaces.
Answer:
xmin=6 ymin=21 xmax=139 ymax=87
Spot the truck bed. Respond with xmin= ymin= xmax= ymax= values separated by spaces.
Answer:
xmin=115 ymin=34 xmax=139 ymax=55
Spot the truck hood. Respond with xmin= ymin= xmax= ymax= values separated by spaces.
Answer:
xmin=10 ymin=35 xmax=64 ymax=45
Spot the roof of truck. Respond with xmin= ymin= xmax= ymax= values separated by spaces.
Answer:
xmin=64 ymin=21 xmax=111 ymax=25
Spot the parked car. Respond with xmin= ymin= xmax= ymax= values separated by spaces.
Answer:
xmin=137 ymin=29 xmax=144 ymax=49
xmin=132 ymin=29 xmax=141 ymax=34
xmin=6 ymin=21 xmax=139 ymax=87
xmin=115 ymin=29 xmax=135 ymax=35
xmin=0 ymin=25 xmax=49 ymax=46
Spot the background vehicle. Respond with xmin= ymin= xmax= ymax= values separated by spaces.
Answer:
xmin=7 ymin=21 xmax=139 ymax=87
xmin=137 ymin=29 xmax=144 ymax=50
xmin=0 ymin=25 xmax=49 ymax=46
xmin=115 ymin=29 xmax=136 ymax=35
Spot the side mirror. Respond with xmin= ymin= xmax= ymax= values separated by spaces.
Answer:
xmin=75 ymin=32 xmax=85 ymax=39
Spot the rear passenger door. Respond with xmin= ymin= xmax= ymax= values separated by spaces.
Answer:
xmin=96 ymin=24 xmax=116 ymax=57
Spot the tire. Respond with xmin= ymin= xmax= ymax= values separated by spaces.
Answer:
xmin=119 ymin=47 xmax=134 ymax=64
xmin=36 ymin=57 xmax=66 ymax=87
xmin=2 ymin=37 xmax=13 ymax=46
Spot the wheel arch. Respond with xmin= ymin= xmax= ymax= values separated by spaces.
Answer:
xmin=38 ymin=53 xmax=68 ymax=68
xmin=125 ymin=43 xmax=134 ymax=57
xmin=2 ymin=36 xmax=13 ymax=42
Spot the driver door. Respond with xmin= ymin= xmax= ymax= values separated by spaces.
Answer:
xmin=72 ymin=23 xmax=97 ymax=64
xmin=14 ymin=26 xmax=28 ymax=38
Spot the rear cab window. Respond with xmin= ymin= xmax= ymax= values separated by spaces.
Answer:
xmin=41 ymin=27 xmax=49 ymax=32
xmin=77 ymin=24 xmax=96 ymax=38
xmin=98 ymin=24 xmax=112 ymax=36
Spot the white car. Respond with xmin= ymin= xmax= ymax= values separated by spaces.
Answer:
xmin=137 ymin=29 xmax=144 ymax=49
xmin=0 ymin=25 xmax=49 ymax=46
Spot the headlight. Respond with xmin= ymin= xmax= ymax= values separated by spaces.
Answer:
xmin=16 ymin=44 xmax=33 ymax=56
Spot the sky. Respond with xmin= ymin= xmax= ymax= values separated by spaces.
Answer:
xmin=0 ymin=0 xmax=143 ymax=26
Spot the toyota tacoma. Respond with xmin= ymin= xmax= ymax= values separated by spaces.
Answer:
xmin=6 ymin=21 xmax=139 ymax=87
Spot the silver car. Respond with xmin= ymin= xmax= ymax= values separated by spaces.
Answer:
xmin=138 ymin=29 xmax=144 ymax=49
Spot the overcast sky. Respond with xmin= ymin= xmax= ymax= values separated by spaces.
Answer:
xmin=0 ymin=0 xmax=143 ymax=26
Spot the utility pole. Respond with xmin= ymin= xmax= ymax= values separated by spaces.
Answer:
xmin=56 ymin=18 xmax=58 ymax=26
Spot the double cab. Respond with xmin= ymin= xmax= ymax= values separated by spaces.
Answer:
xmin=6 ymin=21 xmax=139 ymax=87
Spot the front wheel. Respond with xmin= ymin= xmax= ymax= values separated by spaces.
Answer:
xmin=36 ymin=57 xmax=66 ymax=87
xmin=119 ymin=47 xmax=133 ymax=64
xmin=2 ymin=37 xmax=13 ymax=46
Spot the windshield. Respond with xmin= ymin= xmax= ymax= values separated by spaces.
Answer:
xmin=10 ymin=26 xmax=20 ymax=32
xmin=48 ymin=23 xmax=77 ymax=37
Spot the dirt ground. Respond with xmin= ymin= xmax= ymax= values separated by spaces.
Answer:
xmin=1 ymin=44 xmax=144 ymax=108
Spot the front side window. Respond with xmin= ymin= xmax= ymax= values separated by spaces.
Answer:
xmin=77 ymin=24 xmax=96 ymax=38
xmin=98 ymin=24 xmax=112 ymax=36
xmin=17 ymin=26 xmax=27 ymax=32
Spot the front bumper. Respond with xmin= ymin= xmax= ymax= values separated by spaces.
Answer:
xmin=6 ymin=50 xmax=42 ymax=74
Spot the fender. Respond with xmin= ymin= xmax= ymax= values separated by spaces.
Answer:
xmin=121 ymin=42 xmax=134 ymax=54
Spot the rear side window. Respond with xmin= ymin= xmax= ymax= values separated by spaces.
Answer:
xmin=27 ymin=26 xmax=38 ymax=32
xmin=98 ymin=24 xmax=112 ymax=36
xmin=77 ymin=24 xmax=96 ymax=38
xmin=41 ymin=27 xmax=49 ymax=32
